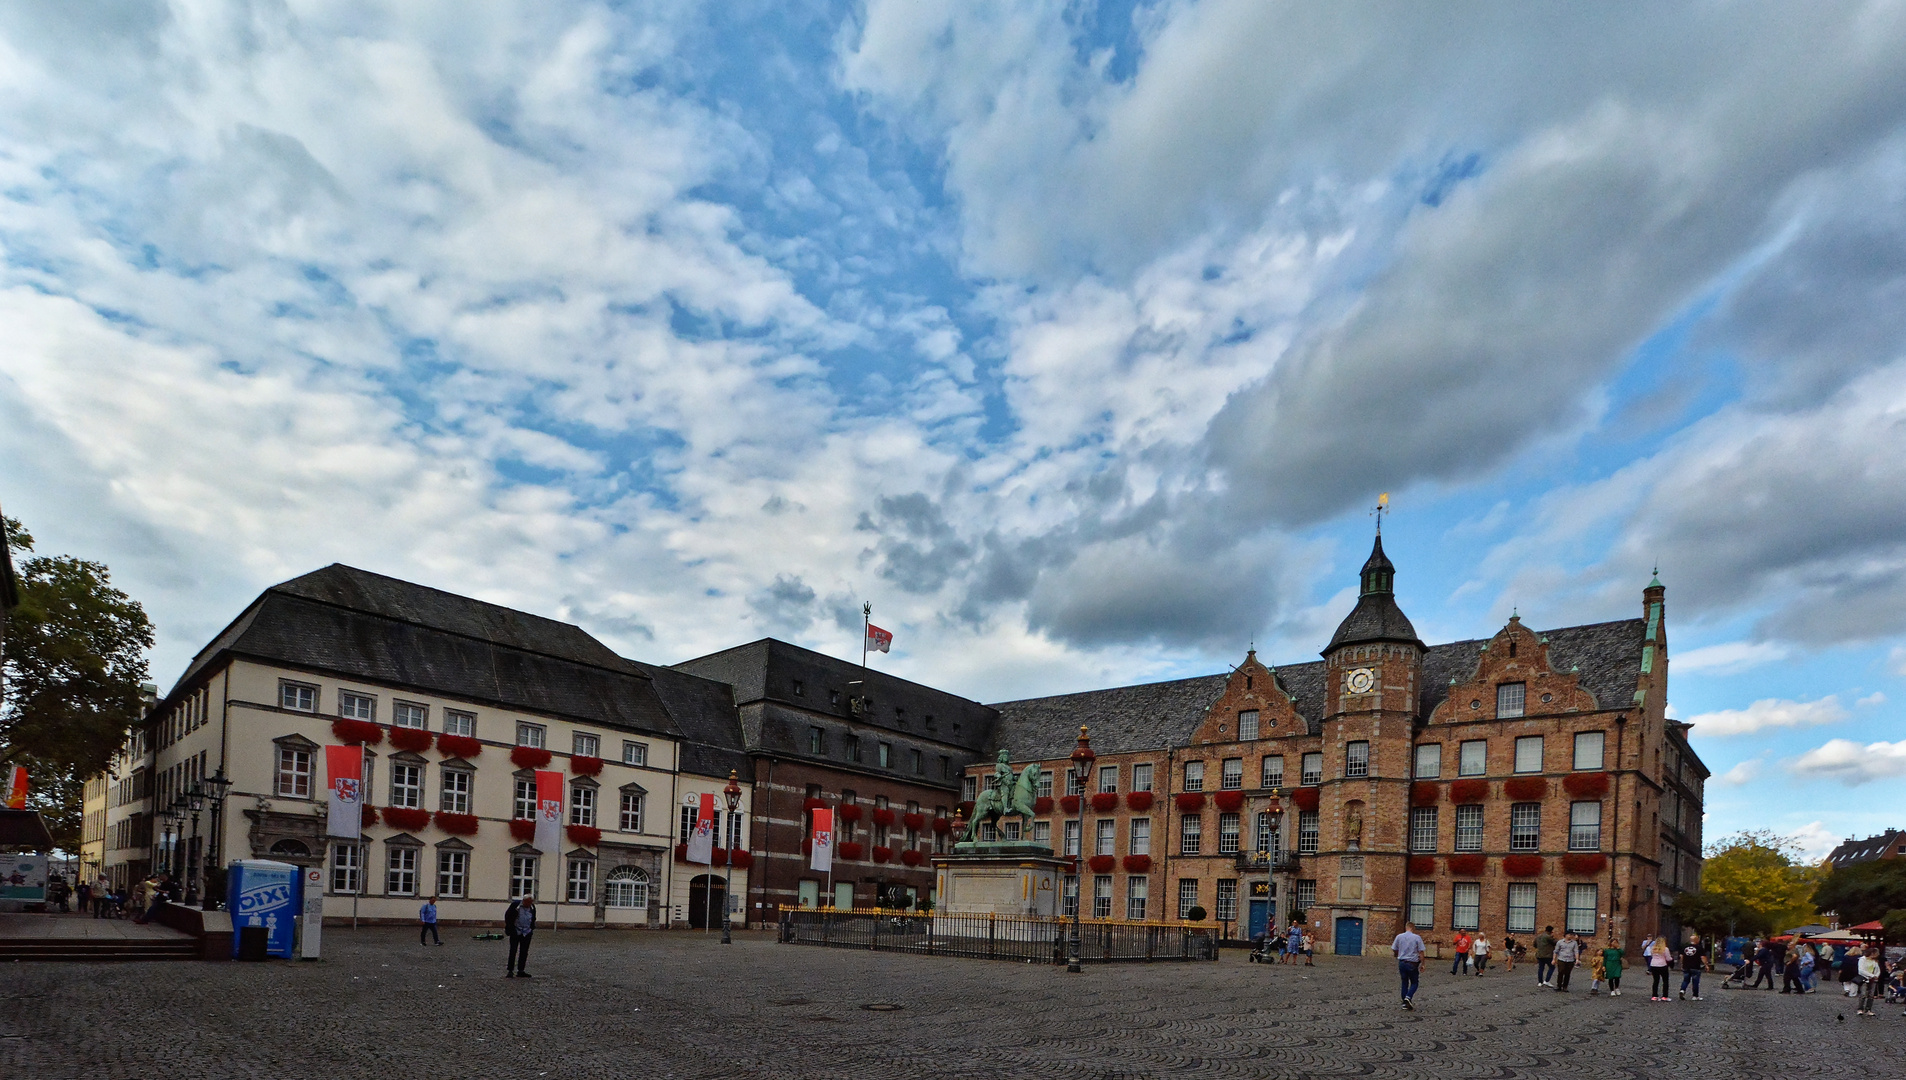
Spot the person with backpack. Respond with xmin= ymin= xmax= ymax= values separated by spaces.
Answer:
xmin=503 ymin=894 xmax=536 ymax=978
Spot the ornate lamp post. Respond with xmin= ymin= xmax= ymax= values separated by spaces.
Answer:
xmin=181 ymin=784 xmax=205 ymax=906
xmin=159 ymin=805 xmax=182 ymax=878
xmin=1067 ymin=725 xmax=1095 ymax=974
xmin=1263 ymin=787 xmax=1285 ymax=929
xmin=200 ymin=768 xmax=233 ymax=910
xmin=721 ymin=769 xmax=743 ymax=945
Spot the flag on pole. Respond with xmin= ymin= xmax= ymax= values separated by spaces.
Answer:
xmin=324 ymin=745 xmax=364 ymax=839
xmin=534 ymin=770 xmax=564 ymax=853
xmin=809 ymin=807 xmax=834 ymax=873
xmin=687 ymin=791 xmax=716 ymax=864
xmin=865 ymin=623 xmax=892 ymax=654
xmin=3 ymin=764 xmax=28 ymax=809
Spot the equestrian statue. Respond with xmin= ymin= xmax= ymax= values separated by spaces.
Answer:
xmin=959 ymin=749 xmax=1042 ymax=843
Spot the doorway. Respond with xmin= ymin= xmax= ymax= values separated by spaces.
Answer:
xmin=688 ymin=874 xmax=726 ymax=929
xmin=1334 ymin=915 xmax=1364 ymax=956
xmin=1248 ymin=899 xmax=1270 ymax=940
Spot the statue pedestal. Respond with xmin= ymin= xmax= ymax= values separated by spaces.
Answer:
xmin=930 ymin=844 xmax=1070 ymax=917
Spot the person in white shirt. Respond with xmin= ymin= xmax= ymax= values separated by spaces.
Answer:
xmin=1856 ymin=947 xmax=1882 ymax=1016
xmin=1471 ymin=933 xmax=1492 ymax=976
xmin=1392 ymin=922 xmax=1426 ymax=1010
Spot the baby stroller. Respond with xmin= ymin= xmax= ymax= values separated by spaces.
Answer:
xmin=1249 ymin=933 xmax=1282 ymax=964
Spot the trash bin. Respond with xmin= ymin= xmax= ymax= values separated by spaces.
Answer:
xmin=238 ymin=925 xmax=271 ymax=961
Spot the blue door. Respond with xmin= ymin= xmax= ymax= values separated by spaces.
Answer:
xmin=1334 ymin=916 xmax=1364 ymax=956
xmin=1248 ymin=899 xmax=1270 ymax=940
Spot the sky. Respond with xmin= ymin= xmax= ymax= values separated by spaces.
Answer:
xmin=3 ymin=1 xmax=1904 ymax=860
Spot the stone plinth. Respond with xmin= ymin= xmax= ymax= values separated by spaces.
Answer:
xmin=931 ymin=844 xmax=1070 ymax=917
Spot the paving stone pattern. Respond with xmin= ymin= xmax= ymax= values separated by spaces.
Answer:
xmin=3 ymin=930 xmax=1895 ymax=1079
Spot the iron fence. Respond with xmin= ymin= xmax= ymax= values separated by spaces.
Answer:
xmin=777 ymin=907 xmax=1216 ymax=963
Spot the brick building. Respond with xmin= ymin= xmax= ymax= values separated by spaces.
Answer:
xmin=979 ymin=536 xmax=1701 ymax=955
xmin=1826 ymin=829 xmax=1906 ymax=868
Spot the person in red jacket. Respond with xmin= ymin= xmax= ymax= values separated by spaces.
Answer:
xmin=1450 ymin=930 xmax=1473 ymax=975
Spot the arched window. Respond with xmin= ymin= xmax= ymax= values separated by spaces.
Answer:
xmin=604 ymin=865 xmax=649 ymax=909
xmin=269 ymin=839 xmax=312 ymax=858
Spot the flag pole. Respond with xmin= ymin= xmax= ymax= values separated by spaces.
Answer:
xmin=861 ymin=601 xmax=871 ymax=669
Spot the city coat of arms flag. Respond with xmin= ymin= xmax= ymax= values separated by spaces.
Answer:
xmin=687 ymin=791 xmax=716 ymax=864
xmin=865 ymin=623 xmax=892 ymax=654
xmin=809 ymin=807 xmax=833 ymax=873
xmin=534 ymin=770 xmax=564 ymax=855
xmin=324 ymin=745 xmax=364 ymax=839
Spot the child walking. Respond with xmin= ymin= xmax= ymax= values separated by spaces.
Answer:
xmin=1588 ymin=948 xmax=1608 ymax=995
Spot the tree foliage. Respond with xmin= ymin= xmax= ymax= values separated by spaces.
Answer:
xmin=1882 ymin=909 xmax=1906 ymax=946
xmin=1700 ymin=830 xmax=1824 ymax=933
xmin=1668 ymin=889 xmax=1770 ymax=938
xmin=1811 ymin=858 xmax=1906 ymax=926
xmin=2 ymin=516 xmax=153 ymax=851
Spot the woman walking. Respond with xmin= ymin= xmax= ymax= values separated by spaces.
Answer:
xmin=1588 ymin=946 xmax=1607 ymax=995
xmin=1602 ymin=938 xmax=1625 ymax=996
xmin=1472 ymin=933 xmax=1492 ymax=976
xmin=1855 ymin=946 xmax=1881 ymax=1016
xmin=1502 ymin=934 xmax=1519 ymax=974
xmin=1781 ymin=944 xmax=1803 ymax=994
xmin=1553 ymin=932 xmax=1581 ymax=992
xmin=1797 ymin=943 xmax=1816 ymax=993
xmin=1679 ymin=933 xmax=1710 ymax=1000
xmin=1648 ymin=940 xmax=1674 ymax=1000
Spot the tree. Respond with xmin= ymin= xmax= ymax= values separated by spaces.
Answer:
xmin=1883 ymin=909 xmax=1906 ymax=946
xmin=1811 ymin=859 xmax=1906 ymax=925
xmin=1 ymin=516 xmax=153 ymax=851
xmin=1667 ymin=890 xmax=1770 ymax=939
xmin=1700 ymin=830 xmax=1825 ymax=933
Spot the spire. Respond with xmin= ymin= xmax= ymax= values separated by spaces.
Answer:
xmin=1327 ymin=532 xmax=1422 ymax=654
xmin=1359 ymin=534 xmax=1396 ymax=597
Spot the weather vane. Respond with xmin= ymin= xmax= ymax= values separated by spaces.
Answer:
xmin=1371 ymin=492 xmax=1389 ymax=535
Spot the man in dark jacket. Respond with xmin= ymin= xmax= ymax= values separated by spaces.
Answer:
xmin=504 ymin=895 xmax=536 ymax=977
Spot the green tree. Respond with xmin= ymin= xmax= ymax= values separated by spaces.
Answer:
xmin=1667 ymin=889 xmax=1770 ymax=938
xmin=2 ymin=516 xmax=153 ymax=851
xmin=1883 ymin=909 xmax=1906 ymax=946
xmin=1700 ymin=830 xmax=1824 ymax=933
xmin=1811 ymin=859 xmax=1906 ymax=925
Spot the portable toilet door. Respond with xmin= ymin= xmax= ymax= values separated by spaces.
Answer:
xmin=1334 ymin=915 xmax=1364 ymax=956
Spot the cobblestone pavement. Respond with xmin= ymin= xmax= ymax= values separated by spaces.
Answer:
xmin=5 ymin=929 xmax=1898 ymax=1079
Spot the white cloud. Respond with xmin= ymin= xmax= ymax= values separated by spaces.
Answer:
xmin=1717 ymin=759 xmax=1762 ymax=786
xmin=1857 ymin=691 xmax=1887 ymax=708
xmin=1791 ymin=738 xmax=1906 ymax=786
xmin=1683 ymin=696 xmax=1848 ymax=737
xmin=1786 ymin=821 xmax=1842 ymax=862
xmin=1891 ymin=647 xmax=1906 ymax=677
xmin=1673 ymin=641 xmax=1790 ymax=674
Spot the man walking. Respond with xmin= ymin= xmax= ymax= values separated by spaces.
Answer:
xmin=1534 ymin=926 xmax=1557 ymax=987
xmin=1393 ymin=922 xmax=1426 ymax=1010
xmin=1751 ymin=939 xmax=1777 ymax=990
xmin=503 ymin=894 xmax=536 ymax=977
xmin=419 ymin=896 xmax=441 ymax=945
xmin=1450 ymin=930 xmax=1472 ymax=975
xmin=1678 ymin=933 xmax=1708 ymax=1000
xmin=1553 ymin=932 xmax=1581 ymax=991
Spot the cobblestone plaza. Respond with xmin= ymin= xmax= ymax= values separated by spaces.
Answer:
xmin=5 ymin=929 xmax=1895 ymax=1078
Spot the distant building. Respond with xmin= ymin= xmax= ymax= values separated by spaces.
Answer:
xmin=1826 ymin=829 xmax=1906 ymax=868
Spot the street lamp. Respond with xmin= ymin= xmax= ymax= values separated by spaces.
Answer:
xmin=1067 ymin=725 xmax=1095 ymax=974
xmin=721 ymin=769 xmax=743 ymax=945
xmin=159 ymin=806 xmax=181 ymax=878
xmin=182 ymin=784 xmax=205 ymax=906
xmin=200 ymin=768 xmax=233 ymax=910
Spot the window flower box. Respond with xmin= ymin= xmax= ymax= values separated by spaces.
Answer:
xmin=332 ymin=719 xmax=383 ymax=746
xmin=566 ymin=824 xmax=601 ymax=846
xmin=1090 ymin=793 xmax=1120 ymax=812
xmin=1561 ymin=853 xmax=1606 ymax=875
xmin=1562 ymin=772 xmax=1609 ymax=798
xmin=1033 ymin=797 xmax=1055 ymax=814
xmin=803 ymin=797 xmax=828 ymax=811
xmin=1060 ymin=795 xmax=1082 ymax=814
xmin=838 ymin=804 xmax=863 ymax=823
xmin=872 ymin=808 xmax=896 ymax=827
xmin=838 ymin=842 xmax=864 ymax=861
xmin=1502 ymin=855 xmax=1545 ymax=877
xmin=360 ymin=804 xmax=379 ymax=827
xmin=1449 ymin=779 xmax=1490 ymax=803
xmin=899 ymin=849 xmax=925 ymax=867
xmin=1410 ymin=781 xmax=1441 ymax=807
xmin=435 ymin=812 xmax=479 ymax=836
xmin=1088 ymin=854 xmax=1116 ymax=873
xmin=1122 ymin=854 xmax=1152 ymax=873
xmin=510 ymin=746 xmax=553 ymax=769
xmin=1213 ymin=791 xmax=1245 ymax=812
xmin=382 ymin=807 xmax=430 ymax=831
xmin=388 ymin=727 xmax=433 ymax=753
xmin=1504 ymin=777 xmax=1549 ymax=800
xmin=1125 ymin=791 xmax=1154 ymax=812
xmin=871 ymin=845 xmax=893 ymax=864
xmin=1174 ymin=792 xmax=1207 ymax=813
xmin=570 ymin=755 xmax=603 ymax=776
xmin=1291 ymin=787 xmax=1321 ymax=812
xmin=509 ymin=819 xmax=537 ymax=842
xmin=436 ymin=734 xmax=482 ymax=758
xmin=1446 ymin=854 xmax=1487 ymax=876
xmin=931 ymin=817 xmax=952 ymax=834
xmin=902 ymin=812 xmax=926 ymax=830
xmin=1408 ymin=855 xmax=1437 ymax=876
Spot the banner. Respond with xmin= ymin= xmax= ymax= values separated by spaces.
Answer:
xmin=3 ymin=764 xmax=27 ymax=809
xmin=534 ymin=770 xmax=564 ymax=854
xmin=865 ymin=623 xmax=892 ymax=654
xmin=686 ymin=791 xmax=716 ymax=864
xmin=324 ymin=745 xmax=364 ymax=839
xmin=809 ymin=807 xmax=833 ymax=874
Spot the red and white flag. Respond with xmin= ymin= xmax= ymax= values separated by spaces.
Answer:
xmin=534 ymin=770 xmax=564 ymax=854
xmin=324 ymin=745 xmax=364 ymax=839
xmin=809 ymin=807 xmax=834 ymax=874
xmin=865 ymin=623 xmax=892 ymax=654
xmin=3 ymin=764 xmax=28 ymax=809
xmin=687 ymin=791 xmax=716 ymax=864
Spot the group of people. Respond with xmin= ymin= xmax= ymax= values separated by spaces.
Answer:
xmin=1732 ymin=937 xmax=1901 ymax=1017
xmin=65 ymin=875 xmax=177 ymax=920
xmin=1389 ymin=924 xmax=1723 ymax=1009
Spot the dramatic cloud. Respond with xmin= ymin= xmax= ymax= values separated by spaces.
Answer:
xmin=1791 ymin=738 xmax=1906 ymax=786
xmin=1683 ymin=696 xmax=1848 ymax=738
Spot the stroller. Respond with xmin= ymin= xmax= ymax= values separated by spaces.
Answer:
xmin=1249 ymin=932 xmax=1283 ymax=964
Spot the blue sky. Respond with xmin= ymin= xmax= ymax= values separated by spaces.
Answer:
xmin=4 ymin=1 xmax=1905 ymax=858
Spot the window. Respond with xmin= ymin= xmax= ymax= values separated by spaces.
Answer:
xmin=1573 ymin=731 xmax=1605 ymax=771
xmin=1297 ymin=810 xmax=1319 ymax=854
xmin=1260 ymin=756 xmax=1284 ymax=789
xmin=1408 ymin=882 xmax=1435 ymax=928
xmin=1032 ymin=820 xmax=1052 ymax=844
xmin=1414 ymin=743 xmax=1442 ymax=779
xmin=1509 ymin=802 xmax=1541 ymax=851
xmin=1459 ymin=740 xmax=1487 ymax=776
xmin=1300 ymin=753 xmax=1323 ymax=786
xmin=513 ymin=777 xmax=537 ymax=820
xmin=570 ymin=785 xmax=596 ymax=827
xmin=1409 ymin=807 xmax=1439 ymax=853
xmin=961 ymin=775 xmax=977 ymax=802
xmin=605 ymin=866 xmax=649 ymax=909
xmin=846 ymin=735 xmax=862 ymax=763
xmin=1132 ymin=763 xmax=1153 ymax=792
xmin=516 ymin=722 xmax=545 ymax=749
xmin=1096 ymin=819 xmax=1117 ymax=856
xmin=1130 ymin=818 xmax=1150 ymax=855
xmin=1127 ymin=877 xmax=1149 ymax=920
xmin=1180 ymin=815 xmax=1202 ymax=855
xmin=1238 ymin=709 xmax=1259 ymax=740
xmin=1569 ymin=801 xmax=1602 ymax=851
xmin=878 ymin=742 xmax=892 ymax=768
xmin=910 ymin=749 xmax=923 ymax=774
xmin=1219 ymin=812 xmax=1241 ymax=855
xmin=566 ymin=859 xmax=593 ymax=904
xmin=1455 ymin=804 xmax=1483 ymax=852
xmin=1098 ymin=765 xmax=1119 ymax=793
xmin=1565 ymin=883 xmax=1597 ymax=934
xmin=1291 ymin=879 xmax=1316 ymax=918
xmin=442 ymin=710 xmax=475 ymax=738
xmin=620 ymin=790 xmax=644 ymax=832
xmin=1063 ymin=876 xmax=1079 ymax=918
xmin=440 ymin=769 xmax=471 ymax=814
xmin=1093 ymin=875 xmax=1114 ymax=919
xmin=510 ymin=855 xmax=539 ymax=899
xmin=1183 ymin=762 xmax=1205 ymax=791
xmin=1513 ymin=736 xmax=1543 ymax=774
xmin=389 ymin=763 xmax=422 ymax=809
xmin=393 ymin=701 xmax=428 ymax=729
xmin=338 ymin=690 xmax=375 ymax=721
xmin=1037 ymin=772 xmax=1053 ymax=799
xmin=1255 ymin=812 xmax=1278 ymax=854
xmin=1497 ymin=682 xmax=1526 ymax=718
xmin=1507 ymin=883 xmax=1537 ymax=932
xmin=573 ymin=732 xmax=600 ymax=757
xmin=276 ymin=748 xmax=312 ymax=798
xmin=1345 ymin=741 xmax=1370 ymax=779
xmin=1178 ymin=879 xmax=1200 ymax=919
xmin=942 ymin=756 xmax=954 ymax=780
xmin=386 ymin=847 xmax=418 ymax=896
xmin=809 ymin=727 xmax=824 ymax=755
xmin=437 ymin=850 xmax=468 ymax=898
xmin=279 ymin=682 xmax=317 ymax=712
xmin=1221 ymin=758 xmax=1244 ymax=789
xmin=1451 ymin=881 xmax=1481 ymax=930
xmin=1216 ymin=879 xmax=1238 ymax=921
xmin=330 ymin=843 xmax=360 ymax=893
xmin=1063 ymin=820 xmax=1081 ymax=857
xmin=1066 ymin=769 xmax=1084 ymax=796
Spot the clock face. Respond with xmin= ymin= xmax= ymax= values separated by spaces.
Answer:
xmin=1346 ymin=667 xmax=1376 ymax=694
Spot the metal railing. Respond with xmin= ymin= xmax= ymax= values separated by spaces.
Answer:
xmin=1234 ymin=850 xmax=1299 ymax=872
xmin=777 ymin=906 xmax=1216 ymax=964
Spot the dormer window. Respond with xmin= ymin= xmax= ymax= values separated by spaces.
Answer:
xmin=1497 ymin=682 xmax=1526 ymax=718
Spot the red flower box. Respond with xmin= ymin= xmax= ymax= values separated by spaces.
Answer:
xmin=1505 ymin=777 xmax=1549 ymax=800
xmin=731 ymin=849 xmax=753 ymax=869
xmin=510 ymin=745 xmax=553 ymax=769
xmin=1034 ymin=796 xmax=1055 ymax=814
xmin=1125 ymin=791 xmax=1154 ymax=812
xmin=931 ymin=817 xmax=951 ymax=834
xmin=435 ymin=812 xmax=479 ymax=836
xmin=566 ymin=824 xmax=601 ymax=846
xmin=388 ymin=727 xmax=433 ymax=753
xmin=838 ymin=804 xmax=863 ymax=823
xmin=957 ymin=801 xmax=975 ymax=817
xmin=1408 ymin=855 xmax=1437 ymax=876
xmin=872 ymin=808 xmax=896 ymax=827
xmin=803 ymin=797 xmax=828 ymax=811
xmin=1060 ymin=795 xmax=1082 ymax=813
xmin=382 ymin=807 xmax=431 ymax=831
xmin=1449 ymin=779 xmax=1490 ymax=803
xmin=1214 ymin=791 xmax=1245 ymax=812
xmin=570 ymin=755 xmax=603 ymax=776
xmin=1447 ymin=854 xmax=1487 ymax=875
xmin=1122 ymin=854 xmax=1152 ymax=873
xmin=509 ymin=819 xmax=536 ymax=841
xmin=361 ymin=804 xmax=379 ymax=827
xmin=332 ymin=718 xmax=383 ymax=746
xmin=1175 ymin=792 xmax=1207 ymax=813
xmin=871 ymin=846 xmax=893 ymax=864
xmin=1503 ymin=855 xmax=1545 ymax=877
xmin=900 ymin=848 xmax=925 ymax=867
xmin=1088 ymin=854 xmax=1117 ymax=873
xmin=1090 ymin=793 xmax=1120 ymax=813
xmin=1410 ymin=781 xmax=1441 ymax=807
xmin=1291 ymin=787 xmax=1320 ymax=811
xmin=1561 ymin=853 xmax=1607 ymax=875
xmin=436 ymin=733 xmax=482 ymax=758
xmin=839 ymin=842 xmax=864 ymax=861
xmin=1562 ymin=772 xmax=1609 ymax=797
xmin=674 ymin=843 xmax=688 ymax=862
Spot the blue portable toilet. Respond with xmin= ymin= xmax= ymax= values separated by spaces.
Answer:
xmin=227 ymin=859 xmax=301 ymax=958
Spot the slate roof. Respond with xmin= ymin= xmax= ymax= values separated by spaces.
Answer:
xmin=1326 ymin=536 xmax=1422 ymax=651
xmin=624 ymin=659 xmax=749 ymax=779
xmin=1826 ymin=829 xmax=1905 ymax=866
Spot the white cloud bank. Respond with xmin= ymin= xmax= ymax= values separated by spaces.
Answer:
xmin=1683 ymin=696 xmax=1848 ymax=737
xmin=1791 ymin=739 xmax=1906 ymax=785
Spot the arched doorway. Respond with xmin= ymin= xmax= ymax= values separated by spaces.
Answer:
xmin=688 ymin=874 xmax=726 ymax=929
